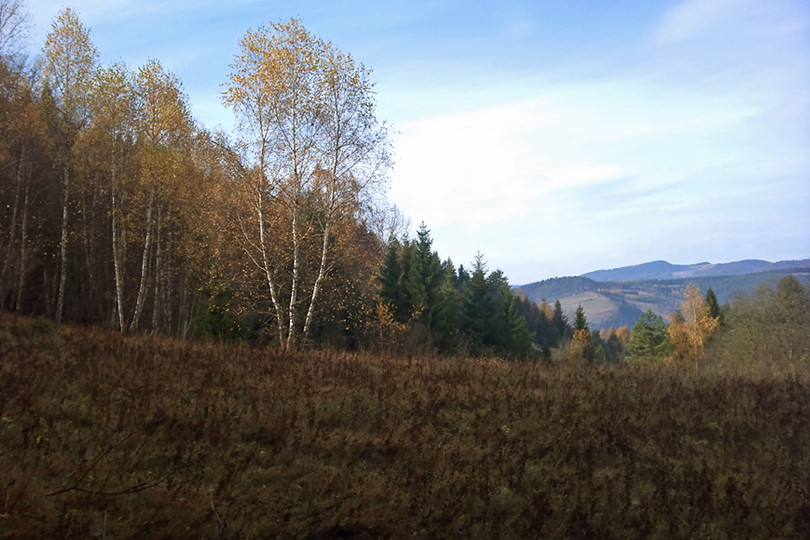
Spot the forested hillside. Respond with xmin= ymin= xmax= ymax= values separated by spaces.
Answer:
xmin=518 ymin=268 xmax=810 ymax=329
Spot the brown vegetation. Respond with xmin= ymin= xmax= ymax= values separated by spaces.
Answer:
xmin=2 ymin=312 xmax=809 ymax=538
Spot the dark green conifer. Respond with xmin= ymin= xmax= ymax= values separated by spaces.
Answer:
xmin=406 ymin=222 xmax=443 ymax=329
xmin=435 ymin=259 xmax=460 ymax=353
xmin=552 ymin=299 xmax=571 ymax=339
xmin=625 ymin=309 xmax=672 ymax=363
xmin=461 ymin=253 xmax=498 ymax=354
xmin=705 ymin=288 xmax=721 ymax=320
xmin=574 ymin=305 xmax=588 ymax=332
xmin=499 ymin=284 xmax=533 ymax=359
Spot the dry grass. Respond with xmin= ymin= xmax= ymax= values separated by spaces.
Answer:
xmin=1 ymin=312 xmax=809 ymax=538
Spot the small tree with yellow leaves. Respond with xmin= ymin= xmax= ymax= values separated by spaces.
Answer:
xmin=668 ymin=284 xmax=720 ymax=368
xmin=366 ymin=301 xmax=409 ymax=354
xmin=565 ymin=305 xmax=594 ymax=363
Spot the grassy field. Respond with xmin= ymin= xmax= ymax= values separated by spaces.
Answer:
xmin=1 ymin=313 xmax=809 ymax=538
xmin=557 ymin=292 xmax=618 ymax=326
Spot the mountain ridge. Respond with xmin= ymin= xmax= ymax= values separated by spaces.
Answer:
xmin=516 ymin=258 xmax=810 ymax=330
xmin=581 ymin=258 xmax=810 ymax=282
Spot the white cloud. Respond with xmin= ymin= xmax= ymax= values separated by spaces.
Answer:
xmin=654 ymin=0 xmax=751 ymax=43
xmin=389 ymin=75 xmax=762 ymax=228
xmin=655 ymin=0 xmax=810 ymax=45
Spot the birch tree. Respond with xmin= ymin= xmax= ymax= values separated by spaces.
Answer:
xmin=302 ymin=45 xmax=391 ymax=339
xmin=82 ymin=63 xmax=136 ymax=329
xmin=129 ymin=59 xmax=193 ymax=332
xmin=224 ymin=18 xmax=390 ymax=350
xmin=38 ymin=7 xmax=97 ymax=322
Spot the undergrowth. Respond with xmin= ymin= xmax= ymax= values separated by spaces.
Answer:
xmin=1 ymin=313 xmax=809 ymax=538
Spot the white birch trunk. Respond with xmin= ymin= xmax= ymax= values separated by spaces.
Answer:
xmin=129 ymin=189 xmax=155 ymax=331
xmin=286 ymin=202 xmax=300 ymax=351
xmin=256 ymin=189 xmax=285 ymax=345
xmin=151 ymin=205 xmax=163 ymax=333
xmin=111 ymin=145 xmax=126 ymax=331
xmin=55 ymin=163 xmax=70 ymax=323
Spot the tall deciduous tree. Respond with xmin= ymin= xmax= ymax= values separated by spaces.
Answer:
xmin=302 ymin=42 xmax=391 ymax=340
xmin=223 ymin=18 xmax=390 ymax=350
xmin=129 ymin=59 xmax=194 ymax=331
xmin=82 ymin=62 xmax=136 ymax=330
xmin=0 ymin=57 xmax=49 ymax=313
xmin=38 ymin=7 xmax=97 ymax=322
xmin=714 ymin=276 xmax=810 ymax=370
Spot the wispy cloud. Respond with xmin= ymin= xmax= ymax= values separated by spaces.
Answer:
xmin=654 ymin=0 xmax=752 ymax=43
xmin=390 ymin=75 xmax=765 ymax=225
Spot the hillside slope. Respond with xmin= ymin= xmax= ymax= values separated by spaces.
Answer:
xmin=517 ymin=266 xmax=810 ymax=329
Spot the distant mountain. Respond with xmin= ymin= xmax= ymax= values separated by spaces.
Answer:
xmin=517 ymin=259 xmax=810 ymax=330
xmin=583 ymin=259 xmax=810 ymax=282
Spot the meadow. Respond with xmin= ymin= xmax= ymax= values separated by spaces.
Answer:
xmin=1 ymin=312 xmax=809 ymax=538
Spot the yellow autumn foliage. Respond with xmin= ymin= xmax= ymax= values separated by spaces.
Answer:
xmin=668 ymin=284 xmax=719 ymax=367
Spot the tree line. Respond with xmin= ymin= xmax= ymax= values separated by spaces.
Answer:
xmin=374 ymin=224 xmax=534 ymax=358
xmin=0 ymin=6 xmax=396 ymax=349
xmin=372 ymin=223 xmax=639 ymax=360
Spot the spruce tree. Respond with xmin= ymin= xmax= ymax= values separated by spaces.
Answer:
xmin=515 ymin=296 xmax=556 ymax=349
xmin=397 ymin=237 xmax=416 ymax=320
xmin=378 ymin=239 xmax=402 ymax=312
xmin=625 ymin=309 xmax=672 ymax=363
xmin=571 ymin=305 xmax=594 ymax=363
xmin=461 ymin=252 xmax=496 ymax=354
xmin=552 ymin=299 xmax=570 ymax=340
xmin=406 ymin=222 xmax=443 ymax=330
xmin=499 ymin=283 xmax=533 ymax=359
xmin=705 ymin=288 xmax=721 ymax=320
xmin=435 ymin=259 xmax=460 ymax=353
xmin=456 ymin=264 xmax=470 ymax=288
xmin=574 ymin=305 xmax=588 ymax=332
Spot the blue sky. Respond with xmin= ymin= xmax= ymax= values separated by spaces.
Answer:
xmin=28 ymin=0 xmax=810 ymax=284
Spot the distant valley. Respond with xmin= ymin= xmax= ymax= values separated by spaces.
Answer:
xmin=516 ymin=259 xmax=810 ymax=330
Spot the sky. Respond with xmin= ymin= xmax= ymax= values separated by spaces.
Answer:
xmin=26 ymin=0 xmax=810 ymax=284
